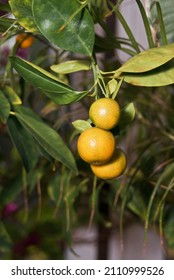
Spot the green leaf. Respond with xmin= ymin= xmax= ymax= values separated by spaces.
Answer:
xmin=32 ymin=0 xmax=95 ymax=56
xmin=14 ymin=105 xmax=78 ymax=174
xmin=0 ymin=18 xmax=18 ymax=33
xmin=114 ymin=43 xmax=174 ymax=75
xmin=135 ymin=0 xmax=155 ymax=48
xmin=113 ymin=7 xmax=140 ymax=53
xmin=119 ymin=102 xmax=135 ymax=128
xmin=4 ymin=86 xmax=22 ymax=105
xmin=10 ymin=56 xmax=89 ymax=105
xmin=34 ymin=140 xmax=54 ymax=163
xmin=0 ymin=221 xmax=12 ymax=259
xmin=50 ymin=60 xmax=91 ymax=74
xmin=0 ymin=2 xmax=11 ymax=13
xmin=127 ymin=187 xmax=147 ymax=220
xmin=0 ymin=90 xmax=11 ymax=124
xmin=7 ymin=115 xmax=38 ymax=172
xmin=148 ymin=0 xmax=174 ymax=44
xmin=164 ymin=209 xmax=174 ymax=249
xmin=154 ymin=1 xmax=168 ymax=45
xmin=120 ymin=60 xmax=174 ymax=87
xmin=9 ymin=0 xmax=39 ymax=33
xmin=0 ymin=176 xmax=22 ymax=207
xmin=106 ymin=79 xmax=118 ymax=96
xmin=72 ymin=119 xmax=92 ymax=133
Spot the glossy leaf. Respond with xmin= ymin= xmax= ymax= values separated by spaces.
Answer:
xmin=0 ymin=90 xmax=11 ymax=124
xmin=32 ymin=0 xmax=95 ymax=55
xmin=120 ymin=60 xmax=174 ymax=87
xmin=9 ymin=0 xmax=39 ymax=33
xmin=14 ymin=105 xmax=78 ymax=174
xmin=114 ymin=43 xmax=174 ymax=75
xmin=7 ymin=115 xmax=38 ymax=172
xmin=10 ymin=56 xmax=89 ymax=105
xmin=50 ymin=60 xmax=91 ymax=74
xmin=4 ymin=86 xmax=22 ymax=105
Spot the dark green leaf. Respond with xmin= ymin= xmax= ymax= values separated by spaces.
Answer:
xmin=14 ymin=105 xmax=78 ymax=174
xmin=10 ymin=56 xmax=89 ymax=105
xmin=0 ymin=2 xmax=11 ymax=13
xmin=9 ymin=0 xmax=39 ymax=32
xmin=0 ymin=221 xmax=12 ymax=259
xmin=7 ymin=115 xmax=38 ymax=172
xmin=0 ymin=176 xmax=22 ymax=207
xmin=127 ymin=187 xmax=147 ymax=220
xmin=0 ymin=18 xmax=18 ymax=33
xmin=0 ymin=90 xmax=11 ymax=124
xmin=113 ymin=7 xmax=140 ymax=53
xmin=135 ymin=0 xmax=155 ymax=48
xmin=32 ymin=0 xmax=95 ymax=55
xmin=164 ymin=209 xmax=174 ymax=249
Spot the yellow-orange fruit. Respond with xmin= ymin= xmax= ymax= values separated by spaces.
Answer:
xmin=90 ymin=148 xmax=127 ymax=179
xmin=77 ymin=127 xmax=116 ymax=165
xmin=89 ymin=98 xmax=121 ymax=130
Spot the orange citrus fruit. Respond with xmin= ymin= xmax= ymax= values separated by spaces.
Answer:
xmin=77 ymin=127 xmax=116 ymax=165
xmin=89 ymin=98 xmax=121 ymax=130
xmin=90 ymin=148 xmax=127 ymax=179
xmin=16 ymin=34 xmax=34 ymax=49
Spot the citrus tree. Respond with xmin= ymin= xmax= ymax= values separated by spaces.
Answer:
xmin=0 ymin=0 xmax=174 ymax=259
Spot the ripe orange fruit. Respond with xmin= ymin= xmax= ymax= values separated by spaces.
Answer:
xmin=77 ymin=127 xmax=116 ymax=165
xmin=16 ymin=34 xmax=34 ymax=48
xmin=90 ymin=148 xmax=127 ymax=179
xmin=89 ymin=98 xmax=121 ymax=130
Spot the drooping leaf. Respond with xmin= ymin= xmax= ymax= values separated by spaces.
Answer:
xmin=32 ymin=0 xmax=95 ymax=55
xmin=10 ymin=56 xmax=89 ymax=105
xmin=127 ymin=187 xmax=147 ymax=220
xmin=120 ymin=60 xmax=174 ymax=87
xmin=114 ymin=43 xmax=174 ymax=75
xmin=50 ymin=60 xmax=91 ymax=74
xmin=7 ymin=115 xmax=38 ymax=172
xmin=14 ymin=105 xmax=78 ymax=174
xmin=135 ymin=0 xmax=155 ymax=48
xmin=9 ymin=0 xmax=39 ymax=33
xmin=4 ymin=86 xmax=22 ymax=105
xmin=0 ymin=90 xmax=11 ymax=124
